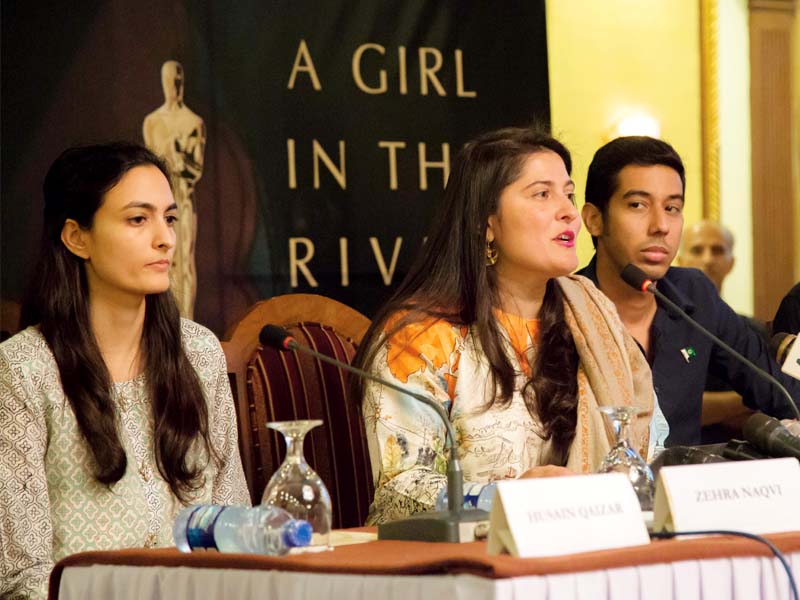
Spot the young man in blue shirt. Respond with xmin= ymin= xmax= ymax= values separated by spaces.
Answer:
xmin=577 ymin=136 xmax=800 ymax=446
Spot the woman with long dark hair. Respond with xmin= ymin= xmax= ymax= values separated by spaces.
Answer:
xmin=0 ymin=143 xmax=249 ymax=599
xmin=356 ymin=128 xmax=655 ymax=525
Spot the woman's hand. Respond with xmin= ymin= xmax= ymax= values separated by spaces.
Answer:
xmin=518 ymin=465 xmax=575 ymax=479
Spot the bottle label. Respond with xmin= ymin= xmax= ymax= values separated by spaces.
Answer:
xmin=462 ymin=482 xmax=485 ymax=509
xmin=185 ymin=505 xmax=227 ymax=550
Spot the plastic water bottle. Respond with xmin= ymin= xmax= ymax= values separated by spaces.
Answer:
xmin=435 ymin=481 xmax=497 ymax=512
xmin=174 ymin=504 xmax=313 ymax=555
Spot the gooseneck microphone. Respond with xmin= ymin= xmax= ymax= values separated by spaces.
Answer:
xmin=742 ymin=413 xmax=800 ymax=460
xmin=259 ymin=324 xmax=488 ymax=542
xmin=770 ymin=332 xmax=797 ymax=367
xmin=259 ymin=324 xmax=298 ymax=351
xmin=620 ymin=264 xmax=800 ymax=420
xmin=771 ymin=332 xmax=800 ymax=383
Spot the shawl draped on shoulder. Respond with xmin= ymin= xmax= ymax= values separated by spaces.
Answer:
xmin=557 ymin=275 xmax=654 ymax=473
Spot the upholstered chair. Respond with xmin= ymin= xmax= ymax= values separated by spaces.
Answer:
xmin=222 ymin=294 xmax=374 ymax=528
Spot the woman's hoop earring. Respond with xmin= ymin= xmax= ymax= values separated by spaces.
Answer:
xmin=486 ymin=240 xmax=498 ymax=266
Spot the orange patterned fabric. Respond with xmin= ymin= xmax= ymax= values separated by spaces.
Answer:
xmin=384 ymin=313 xmax=465 ymax=400
xmin=492 ymin=310 xmax=539 ymax=377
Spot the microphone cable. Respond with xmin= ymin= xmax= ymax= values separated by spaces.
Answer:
xmin=650 ymin=529 xmax=798 ymax=600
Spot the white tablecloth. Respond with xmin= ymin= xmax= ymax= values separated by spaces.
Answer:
xmin=58 ymin=552 xmax=800 ymax=600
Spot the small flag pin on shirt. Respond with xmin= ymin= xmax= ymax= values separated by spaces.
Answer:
xmin=680 ymin=346 xmax=697 ymax=363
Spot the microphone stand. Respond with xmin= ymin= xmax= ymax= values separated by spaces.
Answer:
xmin=277 ymin=335 xmax=489 ymax=542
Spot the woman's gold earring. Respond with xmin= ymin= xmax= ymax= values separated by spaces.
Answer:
xmin=486 ymin=240 xmax=498 ymax=266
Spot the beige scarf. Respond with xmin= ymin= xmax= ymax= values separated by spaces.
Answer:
xmin=556 ymin=275 xmax=655 ymax=473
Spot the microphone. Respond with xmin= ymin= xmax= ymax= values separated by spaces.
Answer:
xmin=770 ymin=332 xmax=796 ymax=366
xmin=720 ymin=439 xmax=769 ymax=462
xmin=620 ymin=264 xmax=800 ymax=420
xmin=771 ymin=332 xmax=800 ymax=382
xmin=258 ymin=324 xmax=489 ymax=542
xmin=742 ymin=413 xmax=800 ymax=460
xmin=260 ymin=324 xmax=296 ymax=350
xmin=648 ymin=445 xmax=727 ymax=478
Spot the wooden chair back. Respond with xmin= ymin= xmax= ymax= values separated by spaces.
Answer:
xmin=222 ymin=294 xmax=373 ymax=528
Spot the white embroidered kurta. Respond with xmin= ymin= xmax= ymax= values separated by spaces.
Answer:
xmin=0 ymin=319 xmax=250 ymax=600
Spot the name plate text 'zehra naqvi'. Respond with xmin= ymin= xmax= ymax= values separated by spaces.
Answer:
xmin=487 ymin=473 xmax=649 ymax=557
xmin=653 ymin=457 xmax=800 ymax=534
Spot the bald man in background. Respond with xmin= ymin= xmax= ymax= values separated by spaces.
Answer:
xmin=678 ymin=220 xmax=766 ymax=441
xmin=679 ymin=220 xmax=735 ymax=293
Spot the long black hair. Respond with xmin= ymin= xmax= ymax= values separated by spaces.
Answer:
xmin=21 ymin=142 xmax=217 ymax=502
xmin=354 ymin=127 xmax=580 ymax=464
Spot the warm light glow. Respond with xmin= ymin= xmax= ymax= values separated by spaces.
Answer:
xmin=613 ymin=113 xmax=662 ymax=138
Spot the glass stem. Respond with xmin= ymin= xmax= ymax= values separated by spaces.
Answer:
xmin=284 ymin=433 xmax=306 ymax=463
xmin=617 ymin=416 xmax=632 ymax=447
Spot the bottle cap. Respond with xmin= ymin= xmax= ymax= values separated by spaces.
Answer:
xmin=283 ymin=519 xmax=313 ymax=548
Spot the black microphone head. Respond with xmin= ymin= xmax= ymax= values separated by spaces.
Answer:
xmin=742 ymin=412 xmax=782 ymax=444
xmin=259 ymin=325 xmax=295 ymax=350
xmin=620 ymin=264 xmax=653 ymax=292
xmin=770 ymin=332 xmax=796 ymax=365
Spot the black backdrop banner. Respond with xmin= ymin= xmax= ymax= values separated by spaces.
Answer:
xmin=1 ymin=1 xmax=550 ymax=335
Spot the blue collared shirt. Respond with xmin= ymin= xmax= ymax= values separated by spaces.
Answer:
xmin=578 ymin=256 xmax=800 ymax=446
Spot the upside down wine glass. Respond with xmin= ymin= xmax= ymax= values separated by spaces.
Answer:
xmin=596 ymin=406 xmax=655 ymax=511
xmin=261 ymin=420 xmax=332 ymax=549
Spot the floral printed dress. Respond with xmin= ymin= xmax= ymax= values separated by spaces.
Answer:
xmin=362 ymin=309 xmax=547 ymax=525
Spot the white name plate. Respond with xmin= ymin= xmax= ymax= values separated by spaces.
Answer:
xmin=487 ymin=473 xmax=649 ymax=557
xmin=781 ymin=333 xmax=800 ymax=381
xmin=653 ymin=457 xmax=800 ymax=534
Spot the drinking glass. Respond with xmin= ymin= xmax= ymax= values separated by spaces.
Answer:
xmin=596 ymin=406 xmax=655 ymax=511
xmin=262 ymin=420 xmax=332 ymax=549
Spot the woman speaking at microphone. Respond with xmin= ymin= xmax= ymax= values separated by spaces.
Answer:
xmin=0 ymin=143 xmax=249 ymax=599
xmin=355 ymin=127 xmax=655 ymax=525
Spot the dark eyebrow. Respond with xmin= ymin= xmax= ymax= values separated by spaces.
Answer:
xmin=622 ymin=189 xmax=652 ymax=200
xmin=622 ymin=190 xmax=684 ymax=202
xmin=121 ymin=201 xmax=178 ymax=211
xmin=522 ymin=179 xmax=575 ymax=191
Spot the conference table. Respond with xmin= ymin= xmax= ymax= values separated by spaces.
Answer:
xmin=50 ymin=530 xmax=800 ymax=600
